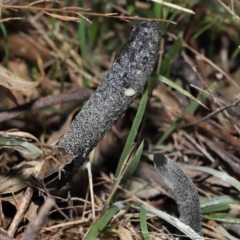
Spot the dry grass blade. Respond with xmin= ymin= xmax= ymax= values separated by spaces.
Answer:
xmin=150 ymin=0 xmax=195 ymax=14
xmin=216 ymin=0 xmax=240 ymax=20
xmin=0 ymin=4 xmax=176 ymax=24
xmin=44 ymin=12 xmax=81 ymax=22
xmin=0 ymin=64 xmax=43 ymax=91
xmin=28 ymin=0 xmax=61 ymax=7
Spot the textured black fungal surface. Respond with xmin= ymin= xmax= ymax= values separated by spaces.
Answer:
xmin=56 ymin=21 xmax=161 ymax=184
xmin=153 ymin=153 xmax=202 ymax=236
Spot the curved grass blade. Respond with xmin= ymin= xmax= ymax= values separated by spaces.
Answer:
xmin=215 ymin=225 xmax=239 ymax=240
xmin=160 ymin=38 xmax=182 ymax=75
xmin=155 ymin=82 xmax=216 ymax=145
xmin=203 ymin=213 xmax=240 ymax=224
xmin=193 ymin=21 xmax=215 ymax=39
xmin=0 ymin=22 xmax=9 ymax=63
xmin=201 ymin=195 xmax=240 ymax=214
xmin=231 ymin=45 xmax=240 ymax=59
xmin=115 ymin=84 xmax=148 ymax=178
xmin=140 ymin=207 xmax=151 ymax=240
xmin=132 ymin=204 xmax=204 ymax=240
xmin=120 ymin=140 xmax=144 ymax=188
xmin=0 ymin=136 xmax=42 ymax=155
xmin=84 ymin=202 xmax=125 ymax=240
xmin=108 ymin=144 xmax=136 ymax=205
xmin=183 ymin=165 xmax=240 ymax=192
xmin=157 ymin=75 xmax=207 ymax=109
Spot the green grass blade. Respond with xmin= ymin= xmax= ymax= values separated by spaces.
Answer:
xmin=203 ymin=213 xmax=240 ymax=224
xmin=201 ymin=195 xmax=240 ymax=214
xmin=153 ymin=2 xmax=162 ymax=18
xmin=215 ymin=226 xmax=239 ymax=240
xmin=0 ymin=136 xmax=42 ymax=155
xmin=157 ymin=75 xmax=207 ymax=109
xmin=132 ymin=204 xmax=204 ymax=240
xmin=50 ymin=16 xmax=57 ymax=41
xmin=84 ymin=202 xmax=124 ymax=240
xmin=231 ymin=45 xmax=240 ymax=59
xmin=160 ymin=38 xmax=182 ymax=75
xmin=140 ymin=207 xmax=151 ymax=240
xmin=78 ymin=21 xmax=87 ymax=61
xmin=185 ymin=83 xmax=217 ymax=113
xmin=89 ymin=18 xmax=99 ymax=48
xmin=193 ymin=21 xmax=215 ymax=39
xmin=126 ymin=0 xmax=135 ymax=14
xmin=115 ymin=84 xmax=148 ymax=178
xmin=120 ymin=140 xmax=144 ymax=188
xmin=155 ymin=82 xmax=216 ymax=146
xmin=0 ymin=22 xmax=9 ymax=64
xmin=184 ymin=165 xmax=240 ymax=192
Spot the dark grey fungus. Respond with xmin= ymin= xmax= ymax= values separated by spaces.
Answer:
xmin=55 ymin=21 xmax=161 ymax=185
xmin=153 ymin=153 xmax=202 ymax=237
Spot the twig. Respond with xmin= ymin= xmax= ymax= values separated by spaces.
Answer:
xmin=23 ymin=198 xmax=55 ymax=240
xmin=43 ymin=218 xmax=89 ymax=231
xmin=86 ymin=162 xmax=95 ymax=219
xmin=40 ymin=184 xmax=71 ymax=221
xmin=216 ymin=0 xmax=240 ymax=20
xmin=0 ymin=232 xmax=15 ymax=240
xmin=212 ymin=96 xmax=240 ymax=135
xmin=182 ymin=97 xmax=240 ymax=128
xmin=182 ymin=113 xmax=240 ymax=148
xmin=0 ymin=4 xmax=176 ymax=24
xmin=183 ymin=132 xmax=215 ymax=163
xmin=7 ymin=187 xmax=33 ymax=237
xmin=0 ymin=88 xmax=94 ymax=123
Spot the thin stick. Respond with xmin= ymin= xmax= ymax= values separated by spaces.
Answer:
xmin=86 ymin=162 xmax=95 ymax=219
xmin=23 ymin=198 xmax=55 ymax=240
xmin=0 ymin=88 xmax=93 ymax=123
xmin=183 ymin=97 xmax=240 ymax=127
xmin=7 ymin=187 xmax=33 ymax=237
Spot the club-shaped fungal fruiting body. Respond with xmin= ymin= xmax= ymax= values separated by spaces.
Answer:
xmin=55 ymin=21 xmax=161 ymax=185
xmin=153 ymin=153 xmax=202 ymax=238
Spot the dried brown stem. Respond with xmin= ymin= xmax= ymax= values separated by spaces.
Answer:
xmin=0 ymin=88 xmax=94 ymax=122
xmin=183 ymin=113 xmax=240 ymax=148
xmin=23 ymin=198 xmax=55 ymax=240
xmin=0 ymin=4 xmax=175 ymax=24
xmin=7 ymin=187 xmax=33 ymax=237
xmin=183 ymin=97 xmax=240 ymax=128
